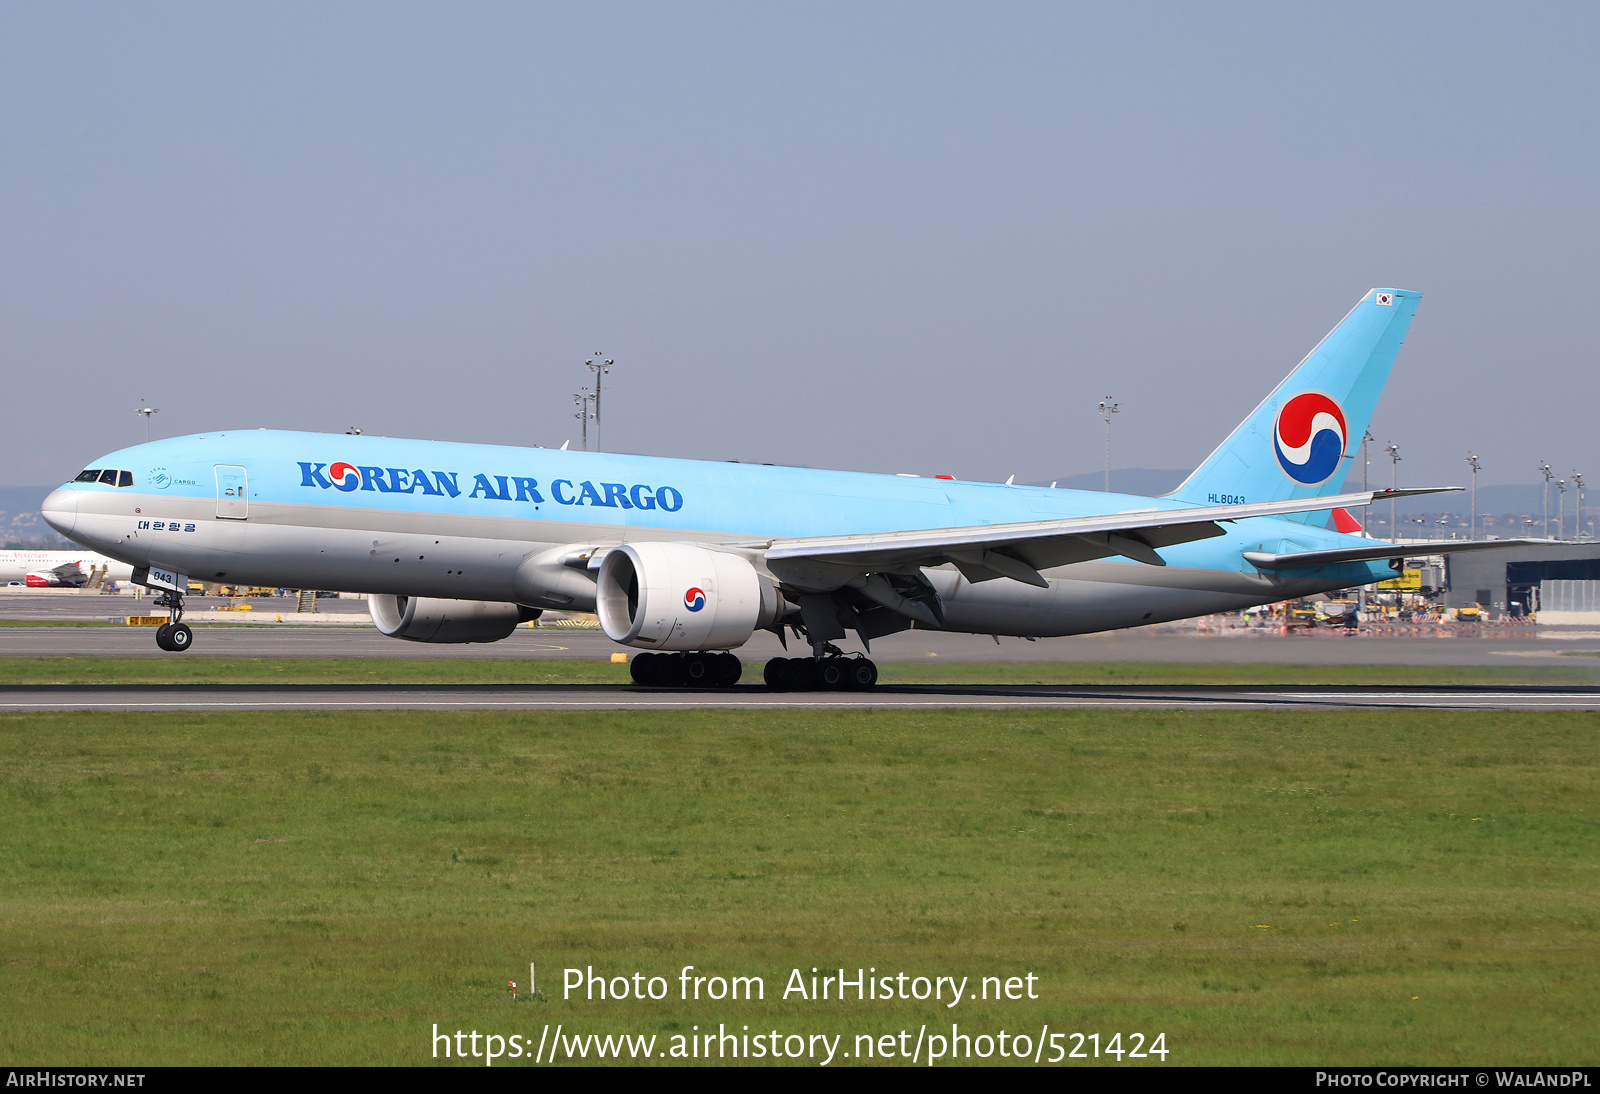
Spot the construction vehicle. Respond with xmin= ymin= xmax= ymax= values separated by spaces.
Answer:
xmin=1318 ymin=599 xmax=1360 ymax=629
xmin=1287 ymin=601 xmax=1321 ymax=627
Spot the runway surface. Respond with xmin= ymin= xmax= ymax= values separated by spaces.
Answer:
xmin=4 ymin=615 xmax=1600 ymax=668
xmin=5 ymin=682 xmax=1600 ymax=711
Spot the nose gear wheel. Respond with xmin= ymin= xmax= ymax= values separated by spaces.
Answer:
xmin=151 ymin=589 xmax=194 ymax=652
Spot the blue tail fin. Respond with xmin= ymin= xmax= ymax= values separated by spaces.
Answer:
xmin=1168 ymin=288 xmax=1420 ymax=512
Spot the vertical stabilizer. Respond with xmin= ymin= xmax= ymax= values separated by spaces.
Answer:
xmin=1168 ymin=288 xmax=1420 ymax=511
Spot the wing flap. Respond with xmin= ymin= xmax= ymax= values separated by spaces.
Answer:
xmin=949 ymin=549 xmax=1051 ymax=587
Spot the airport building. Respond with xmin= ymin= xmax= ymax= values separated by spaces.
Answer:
xmin=1440 ymin=540 xmax=1600 ymax=622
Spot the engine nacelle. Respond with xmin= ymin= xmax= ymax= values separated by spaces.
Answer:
xmin=368 ymin=595 xmax=537 ymax=643
xmin=596 ymin=542 xmax=782 ymax=651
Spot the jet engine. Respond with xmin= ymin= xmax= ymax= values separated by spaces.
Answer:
xmin=595 ymin=542 xmax=785 ymax=651
xmin=368 ymin=595 xmax=538 ymax=643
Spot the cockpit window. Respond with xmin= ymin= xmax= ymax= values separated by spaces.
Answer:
xmin=73 ymin=468 xmax=133 ymax=485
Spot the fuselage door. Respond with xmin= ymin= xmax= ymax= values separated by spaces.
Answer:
xmin=215 ymin=465 xmax=249 ymax=520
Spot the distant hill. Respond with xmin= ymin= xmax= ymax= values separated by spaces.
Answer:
xmin=0 ymin=486 xmax=54 ymax=544
xmin=1362 ymin=483 xmax=1593 ymax=537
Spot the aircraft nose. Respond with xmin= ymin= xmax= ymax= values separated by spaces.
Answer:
xmin=41 ymin=489 xmax=78 ymax=537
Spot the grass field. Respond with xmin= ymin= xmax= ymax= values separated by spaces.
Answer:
xmin=3 ymin=655 xmax=1600 ymax=687
xmin=1 ymin=707 xmax=1595 ymax=1066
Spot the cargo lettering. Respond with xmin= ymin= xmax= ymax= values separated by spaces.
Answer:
xmin=301 ymin=461 xmax=679 ymax=511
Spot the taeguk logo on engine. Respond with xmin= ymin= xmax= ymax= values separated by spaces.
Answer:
xmin=684 ymin=587 xmax=706 ymax=612
xmin=1273 ymin=392 xmax=1347 ymax=485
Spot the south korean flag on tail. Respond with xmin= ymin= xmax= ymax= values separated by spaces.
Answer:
xmin=1375 ymin=291 xmax=1394 ymax=306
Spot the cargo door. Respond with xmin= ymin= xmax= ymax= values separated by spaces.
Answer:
xmin=215 ymin=465 xmax=248 ymax=520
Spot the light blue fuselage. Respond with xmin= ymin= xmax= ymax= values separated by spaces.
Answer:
xmin=44 ymin=428 xmax=1389 ymax=641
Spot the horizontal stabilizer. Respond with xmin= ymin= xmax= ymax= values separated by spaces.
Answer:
xmin=1243 ymin=538 xmax=1547 ymax=571
xmin=1369 ymin=486 xmax=1465 ymax=500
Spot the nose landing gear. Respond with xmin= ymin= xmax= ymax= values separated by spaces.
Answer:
xmin=151 ymin=589 xmax=193 ymax=652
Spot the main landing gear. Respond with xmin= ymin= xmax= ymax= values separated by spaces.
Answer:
xmin=626 ymin=649 xmax=881 ymax=690
xmin=629 ymin=651 xmax=742 ymax=687
xmin=151 ymin=589 xmax=193 ymax=653
xmin=763 ymin=655 xmax=878 ymax=691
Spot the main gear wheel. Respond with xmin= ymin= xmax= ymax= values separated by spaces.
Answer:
xmin=628 ymin=651 xmax=741 ymax=688
xmin=763 ymin=656 xmax=876 ymax=691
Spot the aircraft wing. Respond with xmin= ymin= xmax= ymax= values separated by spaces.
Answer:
xmin=761 ymin=488 xmax=1459 ymax=587
xmin=1242 ymin=537 xmax=1547 ymax=571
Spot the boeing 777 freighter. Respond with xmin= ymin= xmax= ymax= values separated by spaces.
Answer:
xmin=40 ymin=288 xmax=1529 ymax=686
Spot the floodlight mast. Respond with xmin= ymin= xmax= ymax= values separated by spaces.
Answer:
xmin=586 ymin=354 xmax=613 ymax=451
xmin=1386 ymin=443 xmax=1401 ymax=536
xmin=1097 ymin=396 xmax=1119 ymax=492
xmin=573 ymin=388 xmax=594 ymax=451
xmin=137 ymin=402 xmax=160 ymax=442
xmin=1557 ymin=477 xmax=1568 ymax=540
xmin=1539 ymin=461 xmax=1554 ymax=538
xmin=1466 ymin=453 xmax=1481 ymax=540
xmin=1575 ymin=472 xmax=1587 ymax=540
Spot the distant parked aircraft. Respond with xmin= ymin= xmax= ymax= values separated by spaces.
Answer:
xmin=0 ymin=550 xmax=134 ymax=587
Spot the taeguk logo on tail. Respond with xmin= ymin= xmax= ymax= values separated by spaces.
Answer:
xmin=1273 ymin=392 xmax=1347 ymax=485
xmin=684 ymin=587 xmax=706 ymax=612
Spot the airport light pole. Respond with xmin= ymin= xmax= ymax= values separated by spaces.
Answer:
xmin=137 ymin=403 xmax=160 ymax=442
xmin=1386 ymin=443 xmax=1401 ymax=537
xmin=573 ymin=388 xmax=594 ymax=451
xmin=1575 ymin=472 xmax=1587 ymax=539
xmin=1557 ymin=478 xmax=1568 ymax=540
xmin=1539 ymin=461 xmax=1554 ymax=538
xmin=1098 ymin=396 xmax=1119 ymax=492
xmin=586 ymin=354 xmax=613 ymax=451
xmin=1466 ymin=453 xmax=1480 ymax=540
xmin=1361 ymin=430 xmax=1374 ymax=492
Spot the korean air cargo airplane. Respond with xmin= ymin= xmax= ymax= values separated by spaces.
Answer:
xmin=40 ymin=288 xmax=1530 ymax=687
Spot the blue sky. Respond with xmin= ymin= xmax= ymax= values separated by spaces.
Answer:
xmin=4 ymin=2 xmax=1596 ymax=490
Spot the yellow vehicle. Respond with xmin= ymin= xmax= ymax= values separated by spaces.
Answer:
xmin=1455 ymin=605 xmax=1486 ymax=622
xmin=1287 ymin=602 xmax=1320 ymax=626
